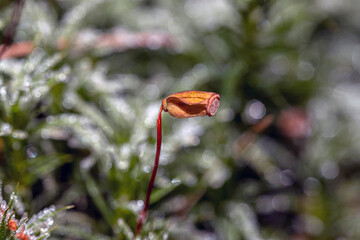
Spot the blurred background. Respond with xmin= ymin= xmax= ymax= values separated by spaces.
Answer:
xmin=1 ymin=0 xmax=360 ymax=239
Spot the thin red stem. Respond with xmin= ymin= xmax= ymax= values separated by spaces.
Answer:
xmin=136 ymin=105 xmax=163 ymax=235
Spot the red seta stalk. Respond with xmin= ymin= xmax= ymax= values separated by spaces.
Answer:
xmin=136 ymin=105 xmax=163 ymax=235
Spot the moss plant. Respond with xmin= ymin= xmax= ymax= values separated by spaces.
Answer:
xmin=0 ymin=186 xmax=72 ymax=240
xmin=136 ymin=91 xmax=220 ymax=235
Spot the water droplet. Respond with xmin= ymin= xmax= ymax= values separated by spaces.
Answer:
xmin=270 ymin=55 xmax=289 ymax=76
xmin=136 ymin=200 xmax=144 ymax=208
xmin=304 ymin=177 xmax=321 ymax=196
xmin=12 ymin=130 xmax=28 ymax=139
xmin=10 ymin=192 xmax=16 ymax=201
xmin=0 ymin=122 xmax=12 ymax=136
xmin=80 ymin=157 xmax=95 ymax=170
xmin=249 ymin=101 xmax=266 ymax=119
xmin=48 ymin=205 xmax=56 ymax=212
xmin=12 ymin=141 xmax=21 ymax=150
xmin=163 ymin=233 xmax=169 ymax=240
xmin=26 ymin=146 xmax=38 ymax=158
xmin=171 ymin=178 xmax=181 ymax=185
xmin=218 ymin=108 xmax=235 ymax=122
xmin=146 ymin=35 xmax=163 ymax=50
xmin=320 ymin=162 xmax=339 ymax=179
xmin=0 ymin=87 xmax=7 ymax=100
xmin=4 ymin=185 xmax=13 ymax=194
xmin=57 ymin=73 xmax=67 ymax=82
xmin=46 ymin=116 xmax=55 ymax=123
xmin=256 ymin=195 xmax=273 ymax=214
xmin=279 ymin=169 xmax=295 ymax=186
xmin=297 ymin=61 xmax=315 ymax=80
xmin=62 ymin=97 xmax=74 ymax=109
xmin=128 ymin=200 xmax=143 ymax=212
xmin=143 ymin=84 xmax=160 ymax=100
xmin=1 ymin=200 xmax=7 ymax=210
xmin=243 ymin=100 xmax=266 ymax=124
xmin=143 ymin=165 xmax=151 ymax=173
xmin=303 ymin=215 xmax=324 ymax=236
xmin=45 ymin=217 xmax=54 ymax=226
xmin=272 ymin=194 xmax=290 ymax=212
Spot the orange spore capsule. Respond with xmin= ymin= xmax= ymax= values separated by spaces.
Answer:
xmin=162 ymin=90 xmax=220 ymax=118
xmin=8 ymin=219 xmax=17 ymax=231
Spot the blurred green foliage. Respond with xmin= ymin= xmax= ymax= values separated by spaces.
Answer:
xmin=1 ymin=0 xmax=360 ymax=239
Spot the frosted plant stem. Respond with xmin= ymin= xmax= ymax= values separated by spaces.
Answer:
xmin=136 ymin=106 xmax=163 ymax=235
